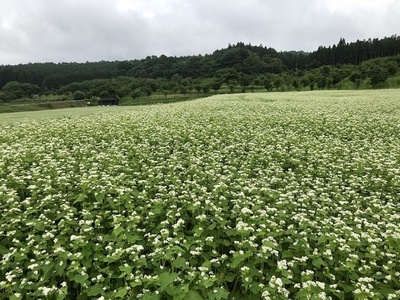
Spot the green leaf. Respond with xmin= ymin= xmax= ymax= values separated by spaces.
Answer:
xmin=231 ymin=251 xmax=253 ymax=268
xmin=201 ymin=279 xmax=214 ymax=288
xmin=0 ymin=244 xmax=9 ymax=254
xmin=224 ymin=229 xmax=236 ymax=236
xmin=172 ymin=284 xmax=190 ymax=300
xmin=142 ymin=293 xmax=160 ymax=300
xmin=129 ymin=279 xmax=142 ymax=288
xmin=173 ymin=257 xmax=188 ymax=269
xmin=346 ymin=261 xmax=356 ymax=270
xmin=207 ymin=223 xmax=216 ymax=230
xmin=250 ymin=282 xmax=262 ymax=294
xmin=354 ymin=292 xmax=371 ymax=299
xmin=317 ymin=235 xmax=329 ymax=244
xmin=332 ymin=290 xmax=345 ymax=300
xmin=379 ymin=286 xmax=396 ymax=296
xmin=224 ymin=272 xmax=237 ymax=282
xmin=119 ymin=264 xmax=133 ymax=275
xmin=263 ymin=241 xmax=277 ymax=249
xmin=208 ymin=288 xmax=230 ymax=300
xmin=87 ymin=284 xmax=104 ymax=296
xmin=137 ymin=257 xmax=148 ymax=267
xmin=95 ymin=193 xmax=105 ymax=203
xmin=296 ymin=289 xmax=312 ymax=299
xmin=41 ymin=261 xmax=54 ymax=277
xmin=74 ymin=193 xmax=87 ymax=204
xmin=34 ymin=221 xmax=45 ymax=231
xmin=169 ymin=245 xmax=184 ymax=253
xmin=56 ymin=289 xmax=67 ymax=300
xmin=103 ymin=255 xmax=120 ymax=263
xmin=55 ymin=261 xmax=66 ymax=276
xmin=349 ymin=272 xmax=359 ymax=280
xmin=115 ymin=287 xmax=128 ymax=298
xmin=312 ymin=257 xmax=326 ymax=268
xmin=157 ymin=272 xmax=178 ymax=292
xmin=126 ymin=233 xmax=141 ymax=243
xmin=185 ymin=290 xmax=203 ymax=300
xmin=222 ymin=240 xmax=231 ymax=246
xmin=81 ymin=257 xmax=93 ymax=269
xmin=281 ymin=270 xmax=293 ymax=284
xmin=338 ymin=283 xmax=354 ymax=293
xmin=73 ymin=273 xmax=89 ymax=285
xmin=113 ymin=226 xmax=124 ymax=237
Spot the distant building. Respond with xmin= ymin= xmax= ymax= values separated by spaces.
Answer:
xmin=98 ymin=96 xmax=119 ymax=106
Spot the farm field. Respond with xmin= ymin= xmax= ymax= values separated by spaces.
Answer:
xmin=0 ymin=90 xmax=400 ymax=299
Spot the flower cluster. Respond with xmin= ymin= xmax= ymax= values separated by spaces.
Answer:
xmin=0 ymin=90 xmax=399 ymax=299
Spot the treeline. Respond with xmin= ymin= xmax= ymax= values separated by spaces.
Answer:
xmin=0 ymin=35 xmax=399 ymax=101
xmin=309 ymin=36 xmax=400 ymax=67
xmin=0 ymin=61 xmax=119 ymax=91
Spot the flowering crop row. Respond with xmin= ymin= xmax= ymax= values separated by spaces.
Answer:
xmin=0 ymin=90 xmax=399 ymax=299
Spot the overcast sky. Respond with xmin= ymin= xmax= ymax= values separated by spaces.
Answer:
xmin=0 ymin=0 xmax=399 ymax=65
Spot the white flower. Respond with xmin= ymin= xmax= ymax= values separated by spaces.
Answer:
xmin=28 ymin=263 xmax=38 ymax=270
xmin=241 ymin=207 xmax=253 ymax=214
xmin=262 ymin=290 xmax=271 ymax=300
xmin=277 ymin=260 xmax=288 ymax=270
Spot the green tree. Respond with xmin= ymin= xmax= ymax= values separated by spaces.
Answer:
xmin=228 ymin=80 xmax=236 ymax=93
xmin=99 ymin=90 xmax=110 ymax=98
xmin=370 ymin=66 xmax=389 ymax=87
xmin=316 ymin=77 xmax=326 ymax=90
xmin=131 ymin=89 xmax=142 ymax=99
xmin=292 ymin=78 xmax=300 ymax=91
xmin=1 ymin=81 xmax=40 ymax=99
xmin=330 ymin=68 xmax=346 ymax=88
xmin=142 ymin=86 xmax=152 ymax=97
xmin=273 ymin=75 xmax=283 ymax=91
xmin=21 ymin=83 xmax=40 ymax=96
xmin=194 ymin=83 xmax=202 ymax=95
xmin=202 ymin=83 xmax=211 ymax=94
xmin=170 ymin=73 xmax=183 ymax=85
xmin=238 ymin=73 xmax=252 ymax=92
xmin=73 ymin=90 xmax=86 ymax=100
xmin=300 ymin=76 xmax=310 ymax=90
xmin=211 ymin=78 xmax=223 ymax=94
xmin=161 ymin=83 xmax=171 ymax=98
xmin=116 ymin=87 xmax=131 ymax=98
xmin=0 ymin=91 xmax=18 ymax=101
xmin=264 ymin=74 xmax=274 ymax=92
xmin=349 ymin=71 xmax=363 ymax=89
xmin=214 ymin=68 xmax=239 ymax=85
xmin=181 ymin=78 xmax=193 ymax=92
xmin=307 ymin=74 xmax=316 ymax=90
xmin=179 ymin=85 xmax=188 ymax=96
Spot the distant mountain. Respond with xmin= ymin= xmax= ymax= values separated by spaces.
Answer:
xmin=0 ymin=35 xmax=399 ymax=91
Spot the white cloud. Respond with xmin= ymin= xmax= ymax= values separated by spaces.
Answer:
xmin=0 ymin=0 xmax=398 ymax=65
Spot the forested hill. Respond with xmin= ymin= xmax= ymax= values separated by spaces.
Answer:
xmin=0 ymin=35 xmax=399 ymax=99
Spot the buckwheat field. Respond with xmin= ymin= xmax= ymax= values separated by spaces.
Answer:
xmin=1 ymin=90 xmax=399 ymax=299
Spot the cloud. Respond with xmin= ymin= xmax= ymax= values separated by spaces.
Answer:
xmin=1 ymin=0 xmax=152 ymax=63
xmin=0 ymin=0 xmax=399 ymax=65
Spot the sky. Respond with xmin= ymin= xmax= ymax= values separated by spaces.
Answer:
xmin=0 ymin=0 xmax=399 ymax=65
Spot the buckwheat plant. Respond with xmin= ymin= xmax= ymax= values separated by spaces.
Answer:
xmin=0 ymin=90 xmax=399 ymax=299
